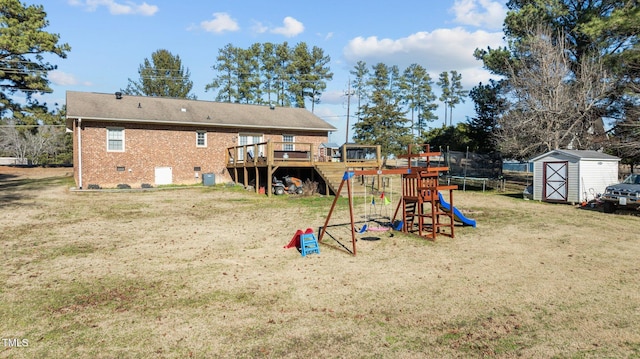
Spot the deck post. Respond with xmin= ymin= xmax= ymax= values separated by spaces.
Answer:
xmin=267 ymin=140 xmax=273 ymax=166
xmin=255 ymin=166 xmax=259 ymax=194
xmin=310 ymin=143 xmax=315 ymax=164
xmin=267 ymin=140 xmax=273 ymax=197
xmin=267 ymin=166 xmax=272 ymax=197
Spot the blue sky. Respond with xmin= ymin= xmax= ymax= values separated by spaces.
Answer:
xmin=28 ymin=0 xmax=507 ymax=143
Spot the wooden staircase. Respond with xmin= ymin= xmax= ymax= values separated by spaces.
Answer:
xmin=314 ymin=162 xmax=375 ymax=197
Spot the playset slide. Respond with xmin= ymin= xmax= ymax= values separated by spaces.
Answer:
xmin=284 ymin=228 xmax=314 ymax=248
xmin=437 ymin=192 xmax=477 ymax=228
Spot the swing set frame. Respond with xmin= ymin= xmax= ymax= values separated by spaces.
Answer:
xmin=318 ymin=168 xmax=411 ymax=256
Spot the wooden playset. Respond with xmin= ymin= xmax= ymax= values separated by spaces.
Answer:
xmin=318 ymin=144 xmax=464 ymax=255
xmin=393 ymin=144 xmax=458 ymax=239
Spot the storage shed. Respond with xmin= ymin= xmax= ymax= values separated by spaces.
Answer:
xmin=530 ymin=150 xmax=620 ymax=203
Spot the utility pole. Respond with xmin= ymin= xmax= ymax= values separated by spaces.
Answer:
xmin=345 ymin=80 xmax=354 ymax=144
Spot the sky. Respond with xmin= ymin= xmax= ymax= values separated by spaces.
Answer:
xmin=26 ymin=0 xmax=508 ymax=143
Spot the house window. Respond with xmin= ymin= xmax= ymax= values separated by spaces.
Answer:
xmin=196 ymin=131 xmax=207 ymax=147
xmin=283 ymin=135 xmax=295 ymax=151
xmin=107 ymin=128 xmax=124 ymax=152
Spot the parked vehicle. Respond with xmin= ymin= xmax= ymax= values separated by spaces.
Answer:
xmin=601 ymin=174 xmax=640 ymax=213
xmin=273 ymin=175 xmax=303 ymax=195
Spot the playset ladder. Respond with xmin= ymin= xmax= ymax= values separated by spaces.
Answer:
xmin=403 ymin=201 xmax=417 ymax=231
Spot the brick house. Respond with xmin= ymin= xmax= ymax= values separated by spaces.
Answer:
xmin=65 ymin=91 xmax=336 ymax=189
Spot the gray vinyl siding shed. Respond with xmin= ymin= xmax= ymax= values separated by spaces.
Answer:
xmin=530 ymin=150 xmax=620 ymax=204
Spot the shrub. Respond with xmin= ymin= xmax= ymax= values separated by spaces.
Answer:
xmin=302 ymin=179 xmax=318 ymax=196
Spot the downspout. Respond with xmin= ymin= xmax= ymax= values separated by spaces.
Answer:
xmin=77 ymin=118 xmax=83 ymax=189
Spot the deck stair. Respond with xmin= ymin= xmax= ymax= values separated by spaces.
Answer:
xmin=314 ymin=163 xmax=377 ymax=197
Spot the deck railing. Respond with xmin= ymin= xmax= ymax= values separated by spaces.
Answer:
xmin=226 ymin=140 xmax=381 ymax=167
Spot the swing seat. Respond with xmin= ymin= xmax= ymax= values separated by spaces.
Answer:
xmin=358 ymin=224 xmax=368 ymax=233
xmin=367 ymin=226 xmax=390 ymax=232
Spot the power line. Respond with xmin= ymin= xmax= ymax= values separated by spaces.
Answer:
xmin=0 ymin=86 xmax=52 ymax=92
xmin=0 ymin=124 xmax=66 ymax=128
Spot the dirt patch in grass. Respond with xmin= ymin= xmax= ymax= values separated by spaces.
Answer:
xmin=1 ymin=166 xmax=640 ymax=358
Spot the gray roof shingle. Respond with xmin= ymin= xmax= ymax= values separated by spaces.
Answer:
xmin=65 ymin=91 xmax=336 ymax=132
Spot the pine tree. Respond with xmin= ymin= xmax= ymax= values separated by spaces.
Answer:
xmin=206 ymin=43 xmax=238 ymax=102
xmin=307 ymin=46 xmax=333 ymax=112
xmin=400 ymin=64 xmax=437 ymax=138
xmin=353 ymin=63 xmax=410 ymax=164
xmin=467 ymin=80 xmax=505 ymax=153
xmin=260 ymin=43 xmax=278 ymax=105
xmin=0 ymin=0 xmax=70 ymax=116
xmin=437 ymin=72 xmax=451 ymax=127
xmin=124 ymin=49 xmax=195 ymax=99
xmin=350 ymin=61 xmax=370 ymax=124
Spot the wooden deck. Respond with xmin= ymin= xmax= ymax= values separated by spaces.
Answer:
xmin=226 ymin=141 xmax=382 ymax=196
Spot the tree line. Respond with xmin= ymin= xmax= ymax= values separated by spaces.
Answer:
xmin=204 ymin=42 xmax=333 ymax=111
xmin=2 ymin=0 xmax=639 ymax=170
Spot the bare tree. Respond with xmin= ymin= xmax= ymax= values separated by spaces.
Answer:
xmin=0 ymin=121 xmax=29 ymax=162
xmin=497 ymin=26 xmax=613 ymax=160
xmin=0 ymin=121 xmax=65 ymax=164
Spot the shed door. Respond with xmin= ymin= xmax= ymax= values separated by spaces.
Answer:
xmin=155 ymin=167 xmax=172 ymax=185
xmin=543 ymin=161 xmax=567 ymax=202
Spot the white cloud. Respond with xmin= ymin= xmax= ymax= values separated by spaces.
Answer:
xmin=450 ymin=0 xmax=506 ymax=30
xmin=69 ymin=0 xmax=158 ymax=16
xmin=343 ymin=27 xmax=505 ymax=88
xmin=313 ymin=105 xmax=341 ymax=123
xmin=134 ymin=2 xmax=158 ymax=16
xmin=49 ymin=71 xmax=80 ymax=86
xmin=270 ymin=16 xmax=304 ymax=38
xmin=320 ymin=90 xmax=347 ymax=106
xmin=251 ymin=20 xmax=269 ymax=34
xmin=200 ymin=12 xmax=240 ymax=34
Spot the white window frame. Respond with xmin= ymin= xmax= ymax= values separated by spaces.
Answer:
xmin=107 ymin=127 xmax=124 ymax=152
xmin=282 ymin=134 xmax=295 ymax=151
xmin=196 ymin=131 xmax=207 ymax=147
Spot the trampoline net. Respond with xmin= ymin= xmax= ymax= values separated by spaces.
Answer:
xmin=437 ymin=148 xmax=502 ymax=179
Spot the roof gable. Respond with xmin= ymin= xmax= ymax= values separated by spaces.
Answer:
xmin=531 ymin=149 xmax=620 ymax=162
xmin=65 ymin=91 xmax=336 ymax=132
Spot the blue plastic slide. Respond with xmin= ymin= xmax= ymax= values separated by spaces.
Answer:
xmin=437 ymin=192 xmax=477 ymax=228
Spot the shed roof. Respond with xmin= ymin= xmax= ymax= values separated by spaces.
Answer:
xmin=65 ymin=91 xmax=337 ymax=132
xmin=530 ymin=149 xmax=620 ymax=162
